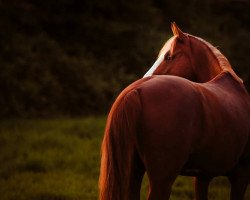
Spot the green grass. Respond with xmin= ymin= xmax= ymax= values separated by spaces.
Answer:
xmin=0 ymin=117 xmax=249 ymax=200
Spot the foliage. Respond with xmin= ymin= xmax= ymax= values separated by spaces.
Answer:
xmin=0 ymin=0 xmax=249 ymax=117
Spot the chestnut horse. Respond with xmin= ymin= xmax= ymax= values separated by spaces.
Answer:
xmin=99 ymin=23 xmax=250 ymax=200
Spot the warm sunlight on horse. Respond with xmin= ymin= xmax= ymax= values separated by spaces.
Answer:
xmin=99 ymin=23 xmax=250 ymax=200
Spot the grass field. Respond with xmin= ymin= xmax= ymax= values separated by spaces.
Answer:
xmin=0 ymin=117 xmax=249 ymax=200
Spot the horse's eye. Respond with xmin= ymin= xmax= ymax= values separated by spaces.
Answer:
xmin=167 ymin=56 xmax=172 ymax=60
xmin=165 ymin=52 xmax=173 ymax=61
xmin=165 ymin=54 xmax=173 ymax=60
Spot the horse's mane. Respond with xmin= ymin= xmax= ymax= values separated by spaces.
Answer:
xmin=189 ymin=35 xmax=243 ymax=83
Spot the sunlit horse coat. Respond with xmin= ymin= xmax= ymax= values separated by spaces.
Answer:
xmin=99 ymin=23 xmax=250 ymax=200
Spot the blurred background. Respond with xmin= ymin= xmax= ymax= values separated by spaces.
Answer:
xmin=0 ymin=0 xmax=249 ymax=118
xmin=0 ymin=0 xmax=250 ymax=200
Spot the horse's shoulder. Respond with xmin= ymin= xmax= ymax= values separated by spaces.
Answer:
xmin=206 ymin=71 xmax=248 ymax=94
xmin=192 ymin=72 xmax=250 ymax=117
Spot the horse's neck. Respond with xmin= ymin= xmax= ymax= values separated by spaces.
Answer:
xmin=191 ymin=42 xmax=222 ymax=83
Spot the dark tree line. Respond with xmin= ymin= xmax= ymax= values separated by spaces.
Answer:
xmin=0 ymin=0 xmax=249 ymax=118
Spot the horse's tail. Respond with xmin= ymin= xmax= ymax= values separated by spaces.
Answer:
xmin=99 ymin=79 xmax=147 ymax=200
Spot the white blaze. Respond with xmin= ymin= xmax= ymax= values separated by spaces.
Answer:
xmin=143 ymin=54 xmax=165 ymax=77
xmin=143 ymin=36 xmax=176 ymax=78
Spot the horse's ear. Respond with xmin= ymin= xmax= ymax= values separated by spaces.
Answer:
xmin=171 ymin=22 xmax=186 ymax=39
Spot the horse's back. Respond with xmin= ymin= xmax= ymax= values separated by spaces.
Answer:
xmin=135 ymin=74 xmax=250 ymax=176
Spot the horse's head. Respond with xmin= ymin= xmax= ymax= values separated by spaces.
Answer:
xmin=144 ymin=23 xmax=196 ymax=81
xmin=144 ymin=23 xmax=242 ymax=83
